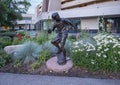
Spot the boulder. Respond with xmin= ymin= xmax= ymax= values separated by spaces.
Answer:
xmin=4 ymin=45 xmax=23 ymax=54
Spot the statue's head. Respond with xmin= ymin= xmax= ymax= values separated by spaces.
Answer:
xmin=52 ymin=12 xmax=61 ymax=21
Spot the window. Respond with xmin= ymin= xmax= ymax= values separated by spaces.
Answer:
xmin=23 ymin=17 xmax=32 ymax=20
xmin=99 ymin=17 xmax=120 ymax=33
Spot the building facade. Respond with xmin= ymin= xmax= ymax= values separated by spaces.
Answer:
xmin=15 ymin=14 xmax=36 ymax=30
xmin=36 ymin=0 xmax=120 ymax=33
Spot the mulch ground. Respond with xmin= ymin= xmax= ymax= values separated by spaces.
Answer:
xmin=0 ymin=62 xmax=120 ymax=79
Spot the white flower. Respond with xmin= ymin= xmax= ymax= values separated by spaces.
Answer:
xmin=91 ymin=59 xmax=95 ymax=64
xmin=73 ymin=42 xmax=79 ymax=45
xmin=96 ymin=53 xmax=101 ymax=57
xmin=104 ymin=48 xmax=109 ymax=51
xmin=74 ymin=45 xmax=79 ymax=48
xmin=75 ymin=50 xmax=78 ymax=52
xmin=101 ymin=51 xmax=104 ymax=53
xmin=103 ymin=55 xmax=107 ymax=58
xmin=118 ymin=51 xmax=120 ymax=54
xmin=113 ymin=44 xmax=117 ymax=48
xmin=72 ymin=50 xmax=75 ymax=52
xmin=115 ymin=61 xmax=117 ymax=64
xmin=78 ymin=49 xmax=83 ymax=51
xmin=91 ymin=61 xmax=95 ymax=64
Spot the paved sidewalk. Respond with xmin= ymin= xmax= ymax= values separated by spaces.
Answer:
xmin=0 ymin=73 xmax=120 ymax=85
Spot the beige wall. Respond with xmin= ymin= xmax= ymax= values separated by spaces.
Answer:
xmin=62 ymin=0 xmax=96 ymax=9
xmin=48 ymin=0 xmax=61 ymax=12
xmin=81 ymin=18 xmax=99 ymax=30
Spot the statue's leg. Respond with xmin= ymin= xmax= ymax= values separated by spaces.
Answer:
xmin=60 ymin=34 xmax=67 ymax=58
xmin=51 ymin=37 xmax=61 ymax=54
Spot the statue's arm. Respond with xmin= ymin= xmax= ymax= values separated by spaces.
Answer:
xmin=48 ymin=24 xmax=56 ymax=33
xmin=52 ymin=24 xmax=56 ymax=31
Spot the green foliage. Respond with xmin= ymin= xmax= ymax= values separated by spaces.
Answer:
xmin=117 ymin=37 xmax=120 ymax=42
xmin=12 ymin=32 xmax=32 ymax=45
xmin=48 ymin=32 xmax=55 ymax=40
xmin=42 ymin=41 xmax=57 ymax=54
xmin=78 ymin=30 xmax=91 ymax=39
xmin=0 ymin=49 xmax=11 ymax=68
xmin=12 ymin=37 xmax=22 ymax=45
xmin=0 ymin=31 xmax=16 ymax=37
xmin=0 ymin=0 xmax=31 ymax=26
xmin=0 ymin=36 xmax=12 ymax=48
xmin=31 ymin=50 xmax=50 ymax=70
xmin=35 ymin=30 xmax=48 ymax=44
xmin=71 ymin=33 xmax=120 ymax=72
xmin=31 ymin=61 xmax=40 ymax=70
xmin=64 ymin=40 xmax=72 ymax=57
xmin=37 ymin=50 xmax=50 ymax=63
xmin=13 ymin=41 xmax=41 ymax=64
xmin=18 ymin=31 xmax=25 ymax=36
xmin=68 ymin=35 xmax=76 ymax=42
xmin=0 ymin=30 xmax=7 ymax=33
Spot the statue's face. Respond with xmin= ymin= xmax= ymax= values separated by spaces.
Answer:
xmin=52 ymin=13 xmax=60 ymax=21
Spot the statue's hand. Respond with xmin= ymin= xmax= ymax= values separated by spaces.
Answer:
xmin=47 ymin=29 xmax=52 ymax=33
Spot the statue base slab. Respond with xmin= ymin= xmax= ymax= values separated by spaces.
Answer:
xmin=46 ymin=56 xmax=73 ymax=72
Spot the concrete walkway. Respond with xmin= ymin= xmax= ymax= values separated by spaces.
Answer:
xmin=0 ymin=73 xmax=120 ymax=85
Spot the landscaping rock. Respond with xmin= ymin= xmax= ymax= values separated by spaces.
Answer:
xmin=4 ymin=45 xmax=23 ymax=54
xmin=46 ymin=56 xmax=73 ymax=72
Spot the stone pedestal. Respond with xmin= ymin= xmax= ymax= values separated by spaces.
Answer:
xmin=46 ymin=56 xmax=73 ymax=72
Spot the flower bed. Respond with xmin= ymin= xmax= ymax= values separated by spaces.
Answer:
xmin=71 ymin=33 xmax=120 ymax=72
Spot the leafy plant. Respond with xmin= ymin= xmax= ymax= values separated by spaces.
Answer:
xmin=13 ymin=41 xmax=41 ymax=64
xmin=71 ymin=33 xmax=120 ymax=72
xmin=31 ymin=50 xmax=50 ymax=70
xmin=12 ymin=37 xmax=23 ymax=45
xmin=68 ymin=35 xmax=76 ymax=42
xmin=12 ymin=32 xmax=32 ymax=45
xmin=31 ymin=61 xmax=40 ymax=70
xmin=37 ymin=50 xmax=50 ymax=63
xmin=0 ymin=49 xmax=11 ymax=68
xmin=0 ymin=36 xmax=12 ymax=48
xmin=64 ymin=40 xmax=72 ymax=57
xmin=48 ymin=32 xmax=55 ymax=40
xmin=42 ymin=41 xmax=57 ymax=54
xmin=35 ymin=30 xmax=48 ymax=44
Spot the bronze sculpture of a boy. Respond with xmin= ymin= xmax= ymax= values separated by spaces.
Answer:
xmin=48 ymin=12 xmax=77 ymax=65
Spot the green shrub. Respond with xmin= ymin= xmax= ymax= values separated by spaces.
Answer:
xmin=31 ymin=50 xmax=50 ymax=70
xmin=42 ymin=41 xmax=57 ymax=54
xmin=37 ymin=50 xmax=50 ymax=63
xmin=68 ymin=35 xmax=76 ymax=42
xmin=13 ymin=41 xmax=41 ymax=64
xmin=78 ymin=30 xmax=90 ymax=39
xmin=12 ymin=32 xmax=32 ymax=45
xmin=0 ymin=49 xmax=11 ymax=68
xmin=31 ymin=61 xmax=40 ymax=70
xmin=0 ymin=31 xmax=16 ymax=37
xmin=71 ymin=33 xmax=120 ymax=72
xmin=64 ymin=40 xmax=72 ymax=57
xmin=18 ymin=31 xmax=25 ymax=36
xmin=0 ymin=36 xmax=12 ymax=48
xmin=35 ymin=30 xmax=48 ymax=44
xmin=48 ymin=32 xmax=54 ymax=40
xmin=0 ymin=30 xmax=7 ymax=33
xmin=12 ymin=37 xmax=22 ymax=45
